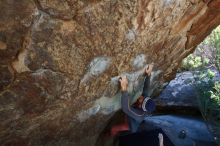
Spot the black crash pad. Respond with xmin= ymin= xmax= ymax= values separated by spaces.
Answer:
xmin=118 ymin=129 xmax=175 ymax=146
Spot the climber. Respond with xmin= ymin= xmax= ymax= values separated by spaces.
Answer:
xmin=119 ymin=64 xmax=156 ymax=133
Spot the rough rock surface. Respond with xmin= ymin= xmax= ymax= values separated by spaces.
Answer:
xmin=0 ymin=0 xmax=220 ymax=146
xmin=155 ymin=70 xmax=220 ymax=113
xmin=155 ymin=71 xmax=198 ymax=108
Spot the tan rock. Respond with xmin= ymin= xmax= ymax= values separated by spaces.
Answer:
xmin=0 ymin=41 xmax=7 ymax=50
xmin=0 ymin=0 xmax=219 ymax=145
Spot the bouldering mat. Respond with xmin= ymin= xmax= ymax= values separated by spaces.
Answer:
xmin=118 ymin=128 xmax=174 ymax=146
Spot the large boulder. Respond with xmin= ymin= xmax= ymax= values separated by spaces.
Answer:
xmin=155 ymin=70 xmax=220 ymax=113
xmin=155 ymin=71 xmax=198 ymax=109
xmin=0 ymin=0 xmax=220 ymax=145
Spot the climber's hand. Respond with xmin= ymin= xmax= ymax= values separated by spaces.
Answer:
xmin=145 ymin=63 xmax=154 ymax=76
xmin=119 ymin=76 xmax=128 ymax=91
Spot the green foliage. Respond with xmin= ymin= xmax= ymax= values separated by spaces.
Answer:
xmin=211 ymin=83 xmax=220 ymax=105
xmin=181 ymin=54 xmax=206 ymax=71
xmin=194 ymin=71 xmax=220 ymax=144
xmin=204 ymin=58 xmax=210 ymax=65
xmin=185 ymin=26 xmax=220 ymax=144
xmin=196 ymin=79 xmax=220 ymax=124
xmin=181 ymin=25 xmax=220 ymax=72
xmin=207 ymin=69 xmax=216 ymax=79
xmin=204 ymin=26 xmax=220 ymax=50
xmin=205 ymin=26 xmax=220 ymax=71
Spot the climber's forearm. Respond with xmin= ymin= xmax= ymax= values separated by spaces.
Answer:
xmin=142 ymin=74 xmax=150 ymax=97
xmin=121 ymin=91 xmax=145 ymax=122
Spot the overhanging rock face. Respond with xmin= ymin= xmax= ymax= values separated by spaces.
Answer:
xmin=0 ymin=0 xmax=220 ymax=145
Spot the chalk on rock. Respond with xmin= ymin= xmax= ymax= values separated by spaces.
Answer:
xmin=89 ymin=57 xmax=111 ymax=76
xmin=77 ymin=104 xmax=101 ymax=122
xmin=81 ymin=56 xmax=111 ymax=84
xmin=126 ymin=28 xmax=137 ymax=41
xmin=132 ymin=54 xmax=146 ymax=69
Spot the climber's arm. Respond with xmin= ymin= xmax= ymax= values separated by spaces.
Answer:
xmin=121 ymin=91 xmax=145 ymax=122
xmin=142 ymin=74 xmax=150 ymax=97
xmin=142 ymin=64 xmax=153 ymax=97
xmin=119 ymin=76 xmax=145 ymax=122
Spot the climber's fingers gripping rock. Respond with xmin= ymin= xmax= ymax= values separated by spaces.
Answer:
xmin=145 ymin=63 xmax=154 ymax=76
xmin=119 ymin=76 xmax=128 ymax=91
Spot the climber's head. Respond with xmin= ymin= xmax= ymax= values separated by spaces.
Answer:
xmin=135 ymin=96 xmax=155 ymax=112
